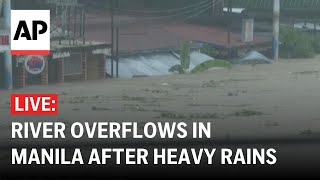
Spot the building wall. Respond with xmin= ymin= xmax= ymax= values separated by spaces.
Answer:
xmin=12 ymin=58 xmax=25 ymax=89
xmin=81 ymin=51 xmax=87 ymax=81
xmin=40 ymin=58 xmax=49 ymax=85
xmin=1 ymin=0 xmax=12 ymax=89
xmin=0 ymin=53 xmax=4 ymax=88
xmin=48 ymin=49 xmax=106 ymax=84
xmin=8 ymin=48 xmax=108 ymax=89
xmin=87 ymin=53 xmax=105 ymax=80
xmin=57 ymin=58 xmax=64 ymax=83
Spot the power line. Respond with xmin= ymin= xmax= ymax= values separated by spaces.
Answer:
xmin=114 ymin=0 xmax=211 ymax=14
xmin=113 ymin=0 xmax=224 ymax=28
xmin=125 ymin=0 xmax=214 ymax=21
xmin=137 ymin=0 xmax=223 ymax=22
xmin=183 ymin=0 xmax=224 ymax=21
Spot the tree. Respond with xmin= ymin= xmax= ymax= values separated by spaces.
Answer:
xmin=169 ymin=41 xmax=231 ymax=74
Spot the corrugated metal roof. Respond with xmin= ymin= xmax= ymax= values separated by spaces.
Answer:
xmin=106 ymin=51 xmax=216 ymax=78
xmin=233 ymin=0 xmax=320 ymax=10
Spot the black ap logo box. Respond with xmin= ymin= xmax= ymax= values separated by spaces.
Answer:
xmin=11 ymin=10 xmax=50 ymax=55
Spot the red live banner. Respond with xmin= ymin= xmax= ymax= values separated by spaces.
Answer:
xmin=11 ymin=94 xmax=58 ymax=115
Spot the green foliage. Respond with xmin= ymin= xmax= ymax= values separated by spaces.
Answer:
xmin=169 ymin=41 xmax=232 ymax=74
xmin=280 ymin=27 xmax=320 ymax=58
xmin=169 ymin=41 xmax=191 ymax=74
xmin=201 ymin=44 xmax=217 ymax=57
xmin=191 ymin=60 xmax=232 ymax=74
xmin=311 ymin=35 xmax=320 ymax=53
xmin=169 ymin=64 xmax=185 ymax=74
xmin=180 ymin=42 xmax=190 ymax=70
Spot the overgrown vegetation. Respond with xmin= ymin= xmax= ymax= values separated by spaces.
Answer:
xmin=280 ymin=27 xmax=320 ymax=58
xmin=200 ymin=44 xmax=217 ymax=57
xmin=169 ymin=41 xmax=231 ymax=74
xmin=191 ymin=60 xmax=232 ymax=73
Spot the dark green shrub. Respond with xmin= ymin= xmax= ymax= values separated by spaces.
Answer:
xmin=200 ymin=44 xmax=217 ymax=57
xmin=311 ymin=35 xmax=320 ymax=53
xmin=169 ymin=42 xmax=231 ymax=74
xmin=280 ymin=27 xmax=316 ymax=58
xmin=191 ymin=60 xmax=231 ymax=74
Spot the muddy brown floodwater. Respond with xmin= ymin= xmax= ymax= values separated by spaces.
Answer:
xmin=1 ymin=58 xmax=320 ymax=177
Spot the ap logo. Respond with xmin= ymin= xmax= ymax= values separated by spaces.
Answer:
xmin=11 ymin=10 xmax=50 ymax=55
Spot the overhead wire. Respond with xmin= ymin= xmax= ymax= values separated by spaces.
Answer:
xmin=113 ymin=0 xmax=224 ymax=29
xmin=116 ymin=0 xmax=216 ymax=23
xmin=182 ymin=0 xmax=224 ymax=21
xmin=114 ymin=0 xmax=211 ymax=14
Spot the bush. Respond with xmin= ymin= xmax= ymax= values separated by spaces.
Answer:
xmin=311 ymin=35 xmax=320 ymax=53
xmin=200 ymin=44 xmax=217 ymax=57
xmin=191 ymin=60 xmax=231 ymax=74
xmin=169 ymin=42 xmax=231 ymax=74
xmin=280 ymin=27 xmax=320 ymax=58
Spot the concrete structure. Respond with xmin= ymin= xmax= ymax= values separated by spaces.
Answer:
xmin=242 ymin=18 xmax=254 ymax=43
xmin=11 ymin=41 xmax=110 ymax=88
xmin=0 ymin=0 xmax=12 ymax=89
xmin=1 ymin=0 xmax=111 ymax=90
xmin=273 ymin=0 xmax=280 ymax=61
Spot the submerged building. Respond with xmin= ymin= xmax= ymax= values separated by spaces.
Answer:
xmin=0 ymin=0 xmax=111 ymax=90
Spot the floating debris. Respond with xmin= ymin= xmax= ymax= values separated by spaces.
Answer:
xmin=233 ymin=109 xmax=264 ymax=117
xmin=92 ymin=106 xmax=110 ymax=111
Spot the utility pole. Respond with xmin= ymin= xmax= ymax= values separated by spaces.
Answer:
xmin=227 ymin=0 xmax=232 ymax=59
xmin=314 ymin=19 xmax=317 ymax=35
xmin=116 ymin=27 xmax=119 ymax=78
xmin=115 ymin=0 xmax=119 ymax=78
xmin=273 ymin=0 xmax=280 ymax=61
xmin=4 ymin=0 xmax=12 ymax=90
xmin=227 ymin=0 xmax=232 ymax=45
xmin=110 ymin=0 xmax=114 ymax=78
xmin=212 ymin=0 xmax=216 ymax=16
